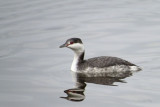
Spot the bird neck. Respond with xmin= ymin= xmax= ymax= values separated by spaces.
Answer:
xmin=71 ymin=50 xmax=85 ymax=71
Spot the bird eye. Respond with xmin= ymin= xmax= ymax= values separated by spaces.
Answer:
xmin=70 ymin=42 xmax=74 ymax=44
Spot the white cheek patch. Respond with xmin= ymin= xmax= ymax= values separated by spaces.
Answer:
xmin=68 ymin=43 xmax=82 ymax=48
xmin=68 ymin=43 xmax=84 ymax=51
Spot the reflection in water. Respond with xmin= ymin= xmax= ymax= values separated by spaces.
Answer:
xmin=61 ymin=71 xmax=134 ymax=102
xmin=60 ymin=82 xmax=86 ymax=102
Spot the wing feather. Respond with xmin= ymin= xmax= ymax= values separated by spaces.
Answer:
xmin=78 ymin=56 xmax=136 ymax=70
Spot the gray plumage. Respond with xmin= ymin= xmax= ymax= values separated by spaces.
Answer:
xmin=78 ymin=54 xmax=135 ymax=70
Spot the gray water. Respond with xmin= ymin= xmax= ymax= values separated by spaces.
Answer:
xmin=0 ymin=0 xmax=160 ymax=107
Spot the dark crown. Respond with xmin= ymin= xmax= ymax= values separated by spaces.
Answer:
xmin=66 ymin=38 xmax=83 ymax=44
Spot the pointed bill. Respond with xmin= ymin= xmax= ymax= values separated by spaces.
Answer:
xmin=59 ymin=43 xmax=66 ymax=48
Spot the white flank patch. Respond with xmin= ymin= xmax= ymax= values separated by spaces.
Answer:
xmin=74 ymin=65 xmax=141 ymax=77
xmin=129 ymin=66 xmax=141 ymax=72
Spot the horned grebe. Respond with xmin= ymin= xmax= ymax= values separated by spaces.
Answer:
xmin=60 ymin=38 xmax=141 ymax=76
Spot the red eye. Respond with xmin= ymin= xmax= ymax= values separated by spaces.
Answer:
xmin=70 ymin=42 xmax=74 ymax=44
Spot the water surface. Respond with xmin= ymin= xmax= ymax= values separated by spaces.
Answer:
xmin=0 ymin=0 xmax=160 ymax=107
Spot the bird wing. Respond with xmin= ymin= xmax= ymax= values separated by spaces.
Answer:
xmin=85 ymin=56 xmax=135 ymax=68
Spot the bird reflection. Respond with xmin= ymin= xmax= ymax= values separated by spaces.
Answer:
xmin=61 ymin=71 xmax=134 ymax=102
xmin=60 ymin=81 xmax=86 ymax=102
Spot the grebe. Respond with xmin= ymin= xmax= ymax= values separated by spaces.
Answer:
xmin=60 ymin=38 xmax=141 ymax=76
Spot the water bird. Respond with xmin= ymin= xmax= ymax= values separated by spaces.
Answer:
xmin=59 ymin=38 xmax=141 ymax=77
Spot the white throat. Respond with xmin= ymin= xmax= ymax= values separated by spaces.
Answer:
xmin=68 ymin=43 xmax=84 ymax=71
xmin=71 ymin=53 xmax=80 ymax=71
